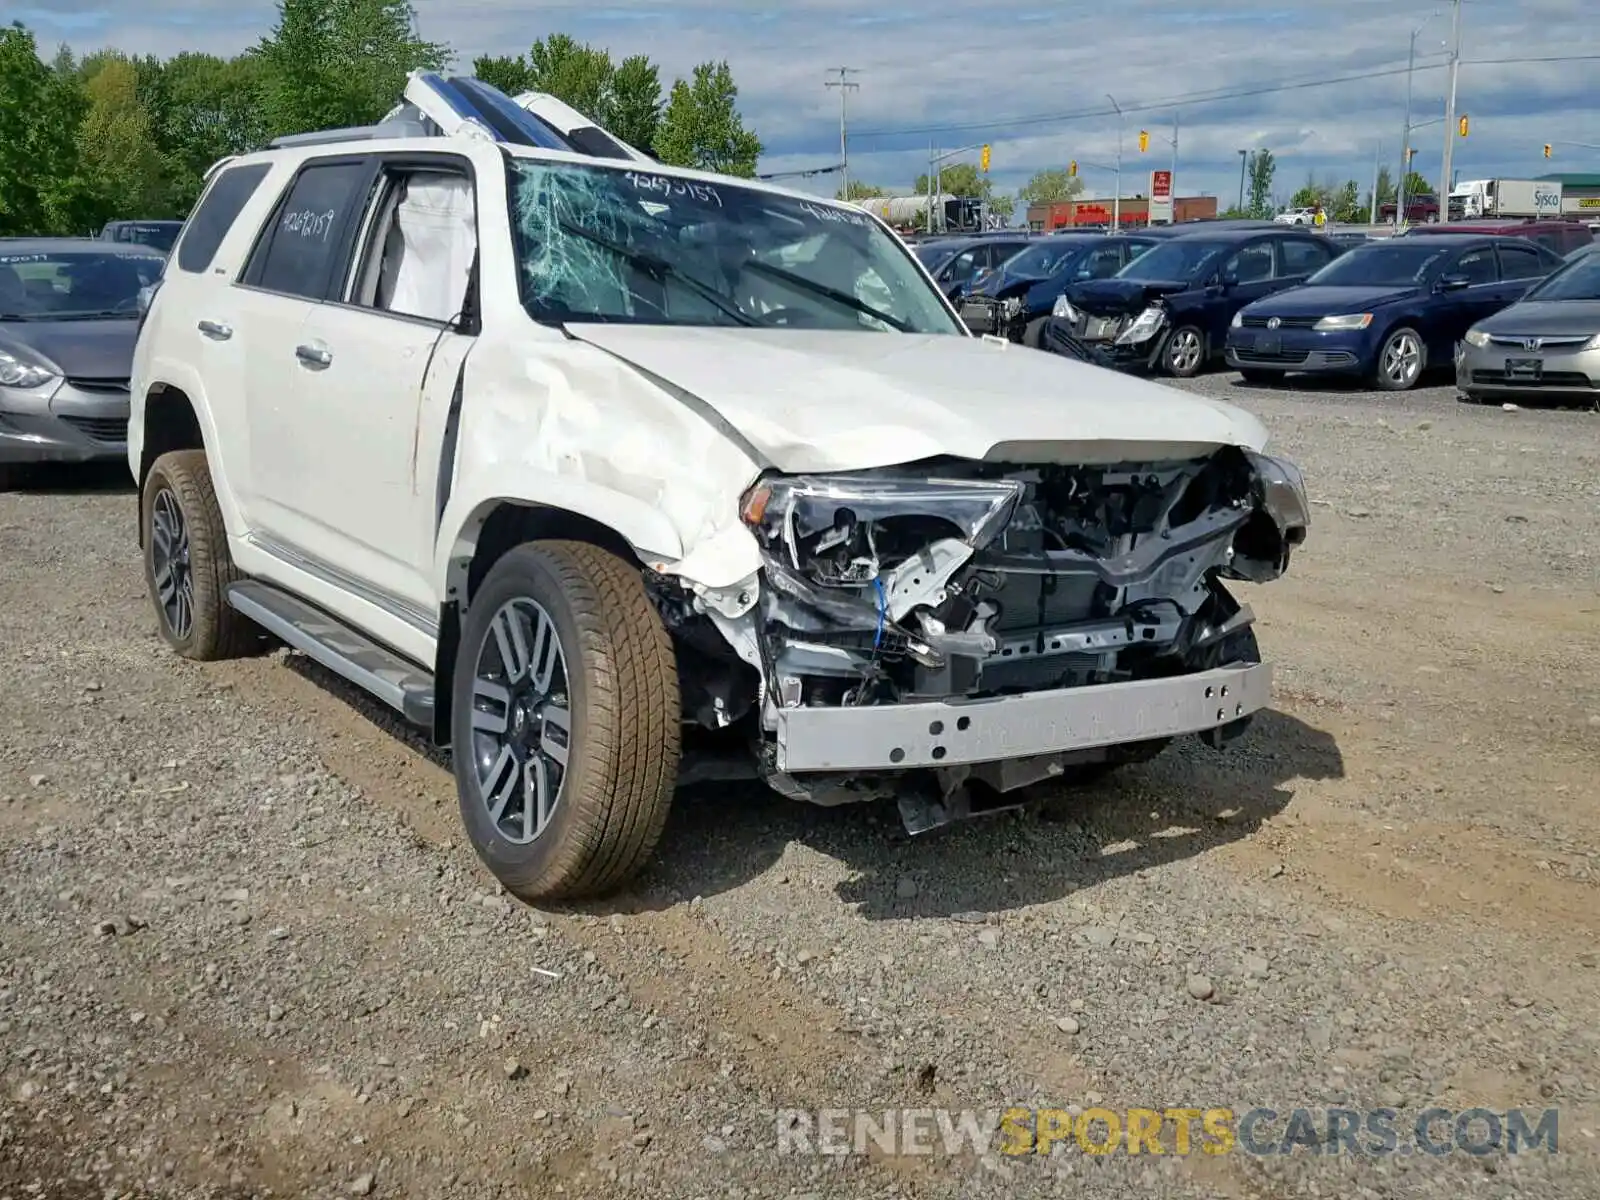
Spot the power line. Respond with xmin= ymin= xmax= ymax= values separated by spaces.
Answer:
xmin=849 ymin=53 xmax=1600 ymax=142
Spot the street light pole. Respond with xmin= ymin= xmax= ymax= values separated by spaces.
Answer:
xmin=1397 ymin=26 xmax=1419 ymax=227
xmin=1370 ymin=140 xmax=1381 ymax=225
xmin=1107 ymin=94 xmax=1125 ymax=230
xmin=1438 ymin=0 xmax=1463 ymax=223
xmin=824 ymin=67 xmax=859 ymax=202
xmin=1237 ymin=149 xmax=1249 ymax=214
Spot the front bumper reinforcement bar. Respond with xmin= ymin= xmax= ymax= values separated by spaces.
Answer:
xmin=774 ymin=662 xmax=1272 ymax=772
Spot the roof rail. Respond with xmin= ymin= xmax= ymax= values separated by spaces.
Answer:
xmin=267 ymin=111 xmax=433 ymax=150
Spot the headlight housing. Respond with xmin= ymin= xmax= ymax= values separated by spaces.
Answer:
xmin=1052 ymin=294 xmax=1077 ymax=320
xmin=1115 ymin=305 xmax=1166 ymax=345
xmin=0 ymin=349 xmax=57 ymax=390
xmin=1312 ymin=313 xmax=1373 ymax=332
xmin=1584 ymin=332 xmax=1600 ymax=351
xmin=1463 ymin=328 xmax=1490 ymax=348
xmin=740 ymin=474 xmax=1024 ymax=585
xmin=1230 ymin=310 xmax=1244 ymax=329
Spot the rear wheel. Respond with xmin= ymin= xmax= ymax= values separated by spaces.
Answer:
xmin=1374 ymin=327 xmax=1424 ymax=390
xmin=451 ymin=540 xmax=681 ymax=902
xmin=1162 ymin=325 xmax=1206 ymax=377
xmin=140 ymin=450 xmax=255 ymax=661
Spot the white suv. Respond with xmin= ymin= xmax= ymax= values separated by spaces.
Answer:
xmin=130 ymin=72 xmax=1310 ymax=901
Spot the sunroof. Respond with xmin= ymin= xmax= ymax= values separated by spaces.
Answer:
xmin=412 ymin=73 xmax=576 ymax=151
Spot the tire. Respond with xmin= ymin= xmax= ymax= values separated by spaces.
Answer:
xmin=1022 ymin=317 xmax=1048 ymax=349
xmin=141 ymin=449 xmax=255 ymax=661
xmin=1239 ymin=368 xmax=1285 ymax=385
xmin=1373 ymin=326 xmax=1424 ymax=391
xmin=1161 ymin=325 xmax=1206 ymax=378
xmin=451 ymin=540 xmax=681 ymax=902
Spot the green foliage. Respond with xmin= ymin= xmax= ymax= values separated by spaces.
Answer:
xmin=912 ymin=162 xmax=991 ymax=200
xmin=473 ymin=36 xmax=665 ymax=152
xmin=836 ymin=180 xmax=886 ymax=200
xmin=1330 ymin=179 xmax=1363 ymax=223
xmin=1246 ymin=149 xmax=1276 ymax=219
xmin=987 ymin=192 xmax=1016 ymax=224
xmin=1 ymin=15 xmax=765 ymax=236
xmin=1017 ymin=168 xmax=1084 ymax=205
xmin=654 ymin=61 xmax=761 ymax=177
xmin=1402 ymin=171 xmax=1433 ymax=199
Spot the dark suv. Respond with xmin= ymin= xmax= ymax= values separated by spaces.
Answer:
xmin=958 ymin=233 xmax=1162 ymax=344
xmin=1042 ymin=228 xmax=1345 ymax=377
xmin=1402 ymin=220 xmax=1593 ymax=258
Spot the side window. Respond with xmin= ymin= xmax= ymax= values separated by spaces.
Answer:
xmin=1497 ymin=242 xmax=1547 ymax=280
xmin=982 ymin=244 xmax=1016 ymax=270
xmin=345 ymin=164 xmax=478 ymax=324
xmin=1225 ymin=242 xmax=1274 ymax=284
xmin=1278 ymin=239 xmax=1332 ymax=277
xmin=176 ymin=163 xmax=272 ymax=274
xmin=1080 ymin=245 xmax=1124 ymax=278
xmin=245 ymin=159 xmax=374 ymax=301
xmin=942 ymin=249 xmax=980 ymax=283
xmin=1453 ymin=247 xmax=1497 ymax=285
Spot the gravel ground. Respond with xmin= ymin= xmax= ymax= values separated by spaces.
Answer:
xmin=1 ymin=374 xmax=1597 ymax=1200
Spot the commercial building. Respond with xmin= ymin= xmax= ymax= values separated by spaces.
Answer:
xmin=1536 ymin=172 xmax=1600 ymax=219
xmin=1025 ymin=194 xmax=1219 ymax=230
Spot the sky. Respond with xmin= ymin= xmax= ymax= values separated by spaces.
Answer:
xmin=17 ymin=0 xmax=1600 ymax=210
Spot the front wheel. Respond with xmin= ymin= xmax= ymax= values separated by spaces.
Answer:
xmin=1162 ymin=325 xmax=1206 ymax=378
xmin=1022 ymin=317 xmax=1048 ymax=349
xmin=1373 ymin=326 xmax=1424 ymax=390
xmin=451 ymin=540 xmax=681 ymax=902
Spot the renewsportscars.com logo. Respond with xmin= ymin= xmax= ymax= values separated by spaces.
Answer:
xmin=774 ymin=1106 xmax=1561 ymax=1158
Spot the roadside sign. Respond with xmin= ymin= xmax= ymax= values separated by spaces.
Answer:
xmin=1149 ymin=170 xmax=1173 ymax=223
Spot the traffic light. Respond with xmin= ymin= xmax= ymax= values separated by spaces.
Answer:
xmin=1458 ymin=114 xmax=1469 ymax=137
xmin=1544 ymin=143 xmax=1552 ymax=158
xmin=1068 ymin=160 xmax=1077 ymax=177
xmin=1138 ymin=129 xmax=1150 ymax=153
xmin=980 ymin=144 xmax=990 ymax=172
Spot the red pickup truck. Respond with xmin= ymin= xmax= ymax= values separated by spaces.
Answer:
xmin=1378 ymin=194 xmax=1440 ymax=222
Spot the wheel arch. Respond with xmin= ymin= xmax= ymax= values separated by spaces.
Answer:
xmin=137 ymin=383 xmax=209 ymax=547
xmin=428 ymin=498 xmax=668 ymax=747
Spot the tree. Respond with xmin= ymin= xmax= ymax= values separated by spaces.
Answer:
xmin=1403 ymin=171 xmax=1432 ymax=199
xmin=148 ymin=53 xmax=269 ymax=212
xmin=987 ymin=192 xmax=1016 ymax=225
xmin=0 ymin=23 xmax=93 ymax=235
xmin=1330 ymin=180 xmax=1362 ymax=223
xmin=836 ymin=180 xmax=886 ymax=201
xmin=75 ymin=53 xmax=167 ymax=226
xmin=255 ymin=0 xmax=450 ymax=137
xmin=913 ymin=162 xmax=990 ymax=200
xmin=1017 ymin=168 xmax=1084 ymax=206
xmin=607 ymin=54 xmax=662 ymax=152
xmin=1246 ymin=149 xmax=1276 ymax=219
xmin=471 ymin=53 xmax=530 ymax=95
xmin=654 ymin=61 xmax=760 ymax=176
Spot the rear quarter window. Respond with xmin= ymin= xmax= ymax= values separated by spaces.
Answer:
xmin=176 ymin=163 xmax=273 ymax=274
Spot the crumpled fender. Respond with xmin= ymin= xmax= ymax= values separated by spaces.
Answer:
xmin=431 ymin=333 xmax=766 ymax=597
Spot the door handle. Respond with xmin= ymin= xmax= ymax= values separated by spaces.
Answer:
xmin=197 ymin=319 xmax=232 ymax=340
xmin=295 ymin=343 xmax=332 ymax=367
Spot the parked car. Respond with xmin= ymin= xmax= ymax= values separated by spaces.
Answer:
xmin=958 ymin=234 xmax=1161 ymax=344
xmin=1400 ymin=219 xmax=1593 ymax=258
xmin=1457 ymin=245 xmax=1600 ymax=403
xmin=1224 ymin=235 xmax=1564 ymax=390
xmin=912 ymin=233 xmax=1035 ymax=302
xmin=1275 ymin=208 xmax=1315 ymax=226
xmin=1042 ymin=228 xmax=1345 ymax=377
xmin=99 ymin=220 xmax=185 ymax=253
xmin=0 ymin=238 xmax=167 ymax=483
xmin=1379 ymin=194 xmax=1440 ymax=223
xmin=128 ymin=68 xmax=1310 ymax=902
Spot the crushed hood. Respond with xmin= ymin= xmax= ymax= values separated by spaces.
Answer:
xmin=1067 ymin=278 xmax=1194 ymax=314
xmin=563 ymin=325 xmax=1268 ymax=472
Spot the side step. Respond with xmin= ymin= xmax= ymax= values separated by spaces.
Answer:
xmin=226 ymin=580 xmax=436 ymax=728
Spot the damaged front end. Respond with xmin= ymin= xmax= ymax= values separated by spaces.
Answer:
xmin=652 ymin=446 xmax=1309 ymax=829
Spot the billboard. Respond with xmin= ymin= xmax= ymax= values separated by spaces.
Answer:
xmin=1149 ymin=170 xmax=1173 ymax=223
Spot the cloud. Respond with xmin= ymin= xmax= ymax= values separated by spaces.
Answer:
xmin=22 ymin=0 xmax=1598 ymax=206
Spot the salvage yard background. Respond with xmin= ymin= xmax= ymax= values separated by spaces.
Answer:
xmin=1 ymin=377 xmax=1597 ymax=1198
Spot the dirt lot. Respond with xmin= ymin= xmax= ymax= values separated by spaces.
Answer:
xmin=2 ymin=378 xmax=1597 ymax=1200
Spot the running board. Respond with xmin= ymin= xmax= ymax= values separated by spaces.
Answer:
xmin=226 ymin=580 xmax=436 ymax=727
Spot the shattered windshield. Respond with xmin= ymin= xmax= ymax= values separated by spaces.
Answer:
xmin=507 ymin=160 xmax=965 ymax=333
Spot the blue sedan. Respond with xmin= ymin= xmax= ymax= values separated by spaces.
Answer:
xmin=1224 ymin=236 xmax=1566 ymax=390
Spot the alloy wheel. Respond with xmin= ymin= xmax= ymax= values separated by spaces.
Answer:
xmin=469 ymin=598 xmax=573 ymax=845
xmin=1167 ymin=328 xmax=1203 ymax=374
xmin=149 ymin=487 xmax=194 ymax=640
xmin=1381 ymin=331 xmax=1422 ymax=388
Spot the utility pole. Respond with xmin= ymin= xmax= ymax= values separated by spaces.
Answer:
xmin=1237 ymin=150 xmax=1249 ymax=214
xmin=824 ymin=67 xmax=860 ymax=202
xmin=1169 ymin=111 xmax=1179 ymax=225
xmin=1438 ymin=0 xmax=1463 ymax=223
xmin=1111 ymin=96 xmax=1124 ymax=231
xmin=1397 ymin=25 xmax=1419 ymax=228
xmin=1369 ymin=140 xmax=1381 ymax=225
